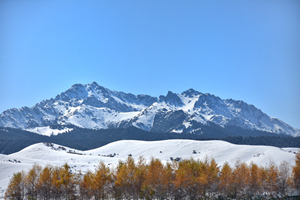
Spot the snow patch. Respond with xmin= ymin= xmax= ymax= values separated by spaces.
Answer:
xmin=171 ymin=129 xmax=183 ymax=133
xmin=183 ymin=121 xmax=192 ymax=128
xmin=26 ymin=126 xmax=73 ymax=136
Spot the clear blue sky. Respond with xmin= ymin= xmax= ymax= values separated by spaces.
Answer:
xmin=1 ymin=0 xmax=299 ymax=129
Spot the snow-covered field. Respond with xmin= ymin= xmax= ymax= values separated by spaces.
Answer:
xmin=0 ymin=139 xmax=298 ymax=198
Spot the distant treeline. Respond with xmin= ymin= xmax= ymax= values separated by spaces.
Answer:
xmin=0 ymin=126 xmax=299 ymax=154
xmin=5 ymin=151 xmax=300 ymax=200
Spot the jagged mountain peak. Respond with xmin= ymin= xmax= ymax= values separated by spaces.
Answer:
xmin=181 ymin=88 xmax=202 ymax=97
xmin=159 ymin=91 xmax=184 ymax=107
xmin=0 ymin=82 xmax=299 ymax=137
xmin=89 ymin=81 xmax=100 ymax=87
xmin=52 ymin=82 xmax=157 ymax=111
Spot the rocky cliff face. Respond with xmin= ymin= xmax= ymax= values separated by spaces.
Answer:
xmin=0 ymin=82 xmax=299 ymax=137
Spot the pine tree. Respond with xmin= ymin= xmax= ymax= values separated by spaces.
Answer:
xmin=249 ymin=162 xmax=260 ymax=196
xmin=196 ymin=157 xmax=210 ymax=198
xmin=93 ymin=161 xmax=111 ymax=200
xmin=219 ymin=162 xmax=233 ymax=198
xmin=79 ymin=170 xmax=94 ymax=200
xmin=37 ymin=165 xmax=53 ymax=200
xmin=181 ymin=159 xmax=202 ymax=200
xmin=51 ymin=166 xmax=63 ymax=199
xmin=163 ymin=162 xmax=175 ymax=199
xmin=133 ymin=156 xmax=147 ymax=199
xmin=4 ymin=171 xmax=25 ymax=200
xmin=142 ymin=157 xmax=168 ymax=200
xmin=207 ymin=158 xmax=219 ymax=198
xmin=23 ymin=164 xmax=41 ymax=200
xmin=258 ymin=166 xmax=268 ymax=195
xmin=266 ymin=160 xmax=279 ymax=197
xmin=115 ymin=157 xmax=136 ymax=199
xmin=58 ymin=163 xmax=75 ymax=200
xmin=5 ymin=155 xmax=299 ymax=199
xmin=232 ymin=160 xmax=249 ymax=198
xmin=292 ymin=149 xmax=300 ymax=193
xmin=111 ymin=160 xmax=125 ymax=200
xmin=173 ymin=163 xmax=188 ymax=199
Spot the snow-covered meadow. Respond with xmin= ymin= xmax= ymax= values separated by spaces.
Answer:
xmin=0 ymin=139 xmax=298 ymax=198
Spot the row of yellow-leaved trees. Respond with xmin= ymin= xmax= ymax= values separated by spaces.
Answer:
xmin=5 ymin=151 xmax=300 ymax=200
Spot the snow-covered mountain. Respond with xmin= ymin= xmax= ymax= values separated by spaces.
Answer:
xmin=0 ymin=140 xmax=297 ymax=198
xmin=0 ymin=82 xmax=299 ymax=137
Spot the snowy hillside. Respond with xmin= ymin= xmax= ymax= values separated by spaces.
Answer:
xmin=0 ymin=140 xmax=298 ymax=197
xmin=0 ymin=82 xmax=299 ymax=137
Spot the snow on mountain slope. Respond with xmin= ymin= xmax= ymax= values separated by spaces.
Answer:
xmin=0 ymin=140 xmax=297 ymax=198
xmin=26 ymin=126 xmax=73 ymax=136
xmin=147 ymin=90 xmax=300 ymax=136
xmin=0 ymin=82 xmax=299 ymax=137
xmin=0 ymin=82 xmax=155 ymax=131
xmin=59 ymin=105 xmax=139 ymax=129
xmin=176 ymin=91 xmax=299 ymax=136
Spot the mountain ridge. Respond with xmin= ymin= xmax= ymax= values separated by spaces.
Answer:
xmin=0 ymin=82 xmax=299 ymax=137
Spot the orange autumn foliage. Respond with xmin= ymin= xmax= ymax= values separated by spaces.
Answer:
xmin=4 ymin=151 xmax=300 ymax=199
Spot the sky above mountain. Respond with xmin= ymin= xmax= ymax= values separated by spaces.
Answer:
xmin=0 ymin=0 xmax=299 ymax=129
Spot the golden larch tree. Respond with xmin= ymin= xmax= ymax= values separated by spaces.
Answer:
xmin=4 ymin=171 xmax=25 ymax=200
xmin=292 ymin=149 xmax=300 ymax=193
xmin=219 ymin=161 xmax=233 ymax=198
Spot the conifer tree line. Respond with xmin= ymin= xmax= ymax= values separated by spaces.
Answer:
xmin=5 ymin=150 xmax=300 ymax=200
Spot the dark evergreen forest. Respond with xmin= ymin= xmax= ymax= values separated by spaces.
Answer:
xmin=0 ymin=126 xmax=299 ymax=154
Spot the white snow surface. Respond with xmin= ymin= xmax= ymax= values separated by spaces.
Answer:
xmin=26 ymin=126 xmax=73 ymax=136
xmin=0 ymin=139 xmax=298 ymax=198
xmin=61 ymin=105 xmax=139 ymax=129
